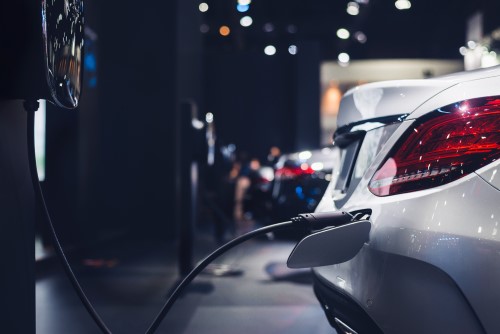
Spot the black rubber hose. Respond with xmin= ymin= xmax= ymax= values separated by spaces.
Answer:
xmin=144 ymin=221 xmax=298 ymax=334
xmin=26 ymin=106 xmax=113 ymax=334
xmin=26 ymin=101 xmax=302 ymax=334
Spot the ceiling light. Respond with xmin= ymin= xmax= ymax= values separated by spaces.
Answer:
xmin=346 ymin=2 xmax=359 ymax=15
xmin=395 ymin=0 xmax=411 ymax=10
xmin=219 ymin=26 xmax=231 ymax=36
xmin=264 ymin=45 xmax=276 ymax=56
xmin=286 ymin=25 xmax=298 ymax=34
xmin=337 ymin=28 xmax=350 ymax=40
xmin=240 ymin=16 xmax=253 ymax=27
xmin=237 ymin=4 xmax=249 ymax=12
xmin=354 ymin=31 xmax=367 ymax=43
xmin=200 ymin=24 xmax=210 ymax=33
xmin=263 ymin=23 xmax=275 ymax=32
xmin=199 ymin=2 xmax=209 ymax=12
xmin=338 ymin=52 xmax=350 ymax=66
xmin=288 ymin=45 xmax=298 ymax=55
xmin=238 ymin=0 xmax=251 ymax=5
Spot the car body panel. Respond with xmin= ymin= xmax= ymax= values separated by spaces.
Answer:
xmin=338 ymin=66 xmax=500 ymax=129
xmin=337 ymin=80 xmax=453 ymax=128
xmin=313 ymin=65 xmax=500 ymax=334
xmin=476 ymin=159 xmax=500 ymax=191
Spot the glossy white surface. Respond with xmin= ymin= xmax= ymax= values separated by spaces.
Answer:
xmin=476 ymin=159 xmax=500 ymax=191
xmin=314 ymin=65 xmax=500 ymax=334
xmin=337 ymin=65 xmax=500 ymax=128
xmin=316 ymin=173 xmax=500 ymax=333
xmin=337 ymin=80 xmax=451 ymax=128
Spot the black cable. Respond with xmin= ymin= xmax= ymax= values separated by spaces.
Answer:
xmin=26 ymin=100 xmax=347 ymax=334
xmin=144 ymin=220 xmax=298 ymax=334
xmin=26 ymin=104 xmax=113 ymax=334
xmin=25 ymin=102 xmax=304 ymax=334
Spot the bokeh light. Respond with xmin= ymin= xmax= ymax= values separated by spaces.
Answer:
xmin=240 ymin=16 xmax=253 ymax=27
xmin=264 ymin=45 xmax=277 ymax=56
xmin=219 ymin=26 xmax=231 ymax=36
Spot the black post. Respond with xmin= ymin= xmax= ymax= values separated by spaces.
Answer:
xmin=0 ymin=101 xmax=35 ymax=333
xmin=176 ymin=101 xmax=202 ymax=276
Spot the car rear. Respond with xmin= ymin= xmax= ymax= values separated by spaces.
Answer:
xmin=312 ymin=66 xmax=500 ymax=334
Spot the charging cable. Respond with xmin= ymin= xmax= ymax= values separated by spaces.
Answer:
xmin=26 ymin=101 xmax=355 ymax=333
xmin=26 ymin=101 xmax=113 ymax=334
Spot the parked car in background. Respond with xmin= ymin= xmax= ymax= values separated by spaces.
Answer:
xmin=271 ymin=146 xmax=339 ymax=224
xmin=312 ymin=66 xmax=500 ymax=334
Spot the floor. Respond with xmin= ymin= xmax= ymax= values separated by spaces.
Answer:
xmin=36 ymin=232 xmax=336 ymax=334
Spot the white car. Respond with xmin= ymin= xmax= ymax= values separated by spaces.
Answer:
xmin=311 ymin=66 xmax=500 ymax=334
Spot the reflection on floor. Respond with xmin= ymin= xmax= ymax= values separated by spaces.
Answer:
xmin=36 ymin=233 xmax=336 ymax=334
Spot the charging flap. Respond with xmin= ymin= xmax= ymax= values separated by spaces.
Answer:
xmin=287 ymin=220 xmax=371 ymax=268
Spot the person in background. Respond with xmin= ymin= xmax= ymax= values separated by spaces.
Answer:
xmin=233 ymin=154 xmax=261 ymax=235
xmin=266 ymin=146 xmax=281 ymax=167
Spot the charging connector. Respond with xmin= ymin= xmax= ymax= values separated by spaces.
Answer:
xmin=291 ymin=211 xmax=354 ymax=230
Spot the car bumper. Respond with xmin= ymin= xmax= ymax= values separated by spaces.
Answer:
xmin=313 ymin=166 xmax=500 ymax=333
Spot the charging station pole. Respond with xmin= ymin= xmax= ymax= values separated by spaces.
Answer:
xmin=0 ymin=101 xmax=35 ymax=333
xmin=176 ymin=101 xmax=202 ymax=276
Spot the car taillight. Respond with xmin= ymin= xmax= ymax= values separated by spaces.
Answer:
xmin=369 ymin=96 xmax=500 ymax=196
xmin=275 ymin=164 xmax=314 ymax=179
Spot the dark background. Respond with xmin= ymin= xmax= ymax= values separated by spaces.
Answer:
xmin=39 ymin=0 xmax=500 ymax=247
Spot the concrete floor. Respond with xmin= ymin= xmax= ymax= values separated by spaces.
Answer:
xmin=36 ymin=233 xmax=336 ymax=333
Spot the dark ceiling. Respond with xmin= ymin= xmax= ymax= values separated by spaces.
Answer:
xmin=201 ymin=0 xmax=500 ymax=60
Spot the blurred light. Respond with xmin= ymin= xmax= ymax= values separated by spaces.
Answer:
xmin=300 ymin=163 xmax=310 ymax=171
xmin=200 ymin=24 xmax=210 ymax=33
xmin=354 ymin=31 xmax=367 ymax=43
xmin=286 ymin=24 xmax=298 ymax=33
xmin=206 ymin=112 xmax=214 ymax=123
xmin=219 ymin=26 xmax=231 ymax=36
xmin=493 ymin=30 xmax=500 ymax=40
xmin=459 ymin=46 xmax=467 ymax=56
xmin=467 ymin=40 xmax=477 ymax=49
xmin=311 ymin=162 xmax=324 ymax=171
xmin=237 ymin=4 xmax=249 ymax=12
xmin=338 ymin=52 xmax=350 ymax=66
xmin=321 ymin=83 xmax=342 ymax=116
xmin=321 ymin=147 xmax=332 ymax=154
xmin=337 ymin=28 xmax=350 ymax=40
xmin=347 ymin=2 xmax=359 ymax=15
xmin=288 ymin=45 xmax=298 ymax=55
xmin=238 ymin=0 xmax=251 ymax=5
xmin=395 ymin=0 xmax=411 ymax=10
xmin=355 ymin=0 xmax=369 ymax=4
xmin=264 ymin=45 xmax=276 ymax=55
xmin=199 ymin=2 xmax=209 ymax=12
xmin=481 ymin=52 xmax=499 ymax=68
xmin=192 ymin=119 xmax=204 ymax=130
xmin=35 ymin=100 xmax=46 ymax=181
xmin=240 ymin=16 xmax=253 ymax=27
xmin=298 ymin=151 xmax=312 ymax=160
xmin=263 ymin=23 xmax=275 ymax=32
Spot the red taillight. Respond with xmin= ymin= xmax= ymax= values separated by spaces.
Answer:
xmin=369 ymin=96 xmax=500 ymax=196
xmin=275 ymin=164 xmax=314 ymax=179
